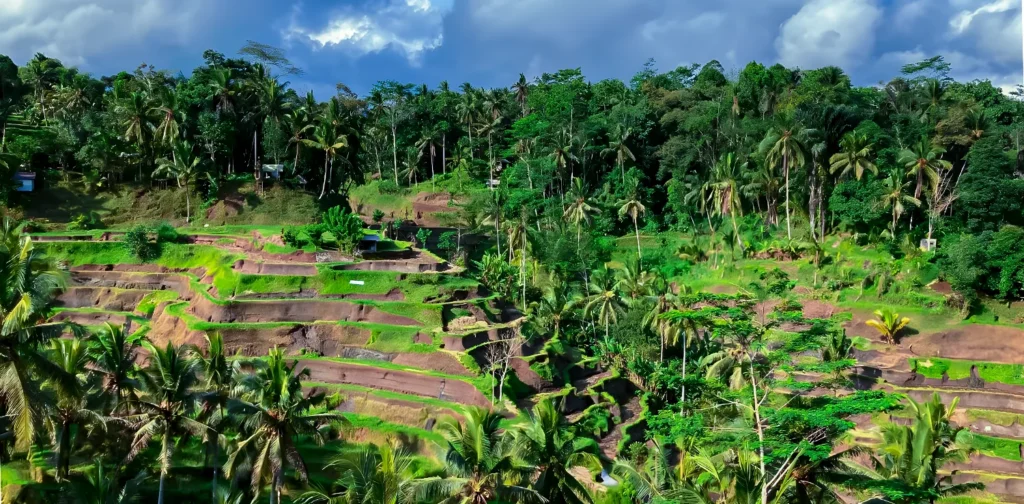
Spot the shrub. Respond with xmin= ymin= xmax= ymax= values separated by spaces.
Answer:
xmin=377 ymin=180 xmax=400 ymax=195
xmin=122 ymin=225 xmax=158 ymax=261
xmin=154 ymin=222 xmax=181 ymax=244
xmin=372 ymin=209 xmax=385 ymax=223
xmin=321 ymin=206 xmax=364 ymax=253
xmin=67 ymin=212 xmax=104 ymax=231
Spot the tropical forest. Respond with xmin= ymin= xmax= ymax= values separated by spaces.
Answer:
xmin=0 ymin=46 xmax=1023 ymax=503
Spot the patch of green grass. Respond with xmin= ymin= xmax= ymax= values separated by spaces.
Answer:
xmin=342 ymin=413 xmax=445 ymax=444
xmin=136 ymin=290 xmax=180 ymax=316
xmin=910 ymin=357 xmax=1024 ymax=386
xmin=365 ymin=327 xmax=433 ymax=353
xmin=959 ymin=431 xmax=1024 ymax=461
xmin=308 ymin=382 xmax=467 ymax=415
xmin=964 ymin=409 xmax=1024 ymax=427
xmin=295 ymin=355 xmax=494 ymax=400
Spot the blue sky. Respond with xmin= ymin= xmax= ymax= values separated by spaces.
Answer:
xmin=1 ymin=0 xmax=1020 ymax=99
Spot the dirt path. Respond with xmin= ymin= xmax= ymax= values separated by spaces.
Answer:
xmin=295 ymin=359 xmax=490 ymax=407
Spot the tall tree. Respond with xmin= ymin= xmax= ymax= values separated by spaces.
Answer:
xmin=153 ymin=140 xmax=206 ymax=223
xmin=829 ymin=132 xmax=877 ymax=181
xmin=762 ymin=123 xmax=809 ymax=239
xmin=900 ymin=137 xmax=951 ymax=200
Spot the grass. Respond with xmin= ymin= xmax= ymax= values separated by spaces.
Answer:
xmin=964 ymin=409 xmax=1024 ymax=427
xmin=342 ymin=413 xmax=445 ymax=444
xmin=136 ymin=290 xmax=181 ymax=317
xmin=959 ymin=431 xmax=1024 ymax=461
xmin=308 ymin=382 xmax=467 ymax=415
xmin=910 ymin=357 xmax=1024 ymax=386
xmin=294 ymin=355 xmax=494 ymax=400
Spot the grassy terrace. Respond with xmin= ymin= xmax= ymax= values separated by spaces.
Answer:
xmin=307 ymin=382 xmax=469 ymax=415
xmin=910 ymin=357 xmax=1024 ymax=386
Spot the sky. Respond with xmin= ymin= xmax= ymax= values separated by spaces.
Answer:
xmin=0 ymin=0 xmax=1021 ymax=99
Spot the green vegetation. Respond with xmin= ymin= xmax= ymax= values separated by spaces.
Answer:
xmin=911 ymin=357 xmax=1024 ymax=386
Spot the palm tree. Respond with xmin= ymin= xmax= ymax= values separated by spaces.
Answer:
xmin=707 ymin=152 xmax=746 ymax=252
xmin=302 ymin=120 xmax=348 ymax=200
xmin=115 ymin=91 xmax=157 ymax=179
xmin=0 ymin=220 xmax=68 ymax=451
xmin=584 ymin=266 xmax=625 ymax=340
xmin=194 ymin=333 xmax=236 ymax=502
xmin=225 ymin=349 xmax=345 ymax=504
xmin=416 ymin=129 xmax=440 ymax=189
xmin=533 ymin=273 xmax=578 ymax=341
xmin=125 ymin=342 xmax=208 ymax=504
xmin=512 ymin=73 xmax=529 ymax=117
xmin=762 ymin=123 xmax=809 ymax=239
xmin=22 ymin=53 xmax=60 ymax=121
xmin=551 ymin=131 xmax=579 ymax=182
xmin=865 ymin=308 xmax=910 ymax=346
xmin=87 ymin=321 xmax=143 ymax=414
xmin=456 ymin=85 xmax=478 ymax=163
xmin=900 ymin=138 xmax=951 ymax=200
xmin=298 ymin=439 xmax=423 ymax=504
xmin=152 ymin=88 xmax=181 ymax=146
xmin=743 ymin=163 xmax=781 ymax=226
xmin=42 ymin=338 xmax=103 ymax=480
xmin=617 ymin=177 xmax=647 ymax=264
xmin=513 ymin=400 xmax=601 ymax=504
xmin=611 ymin=438 xmax=701 ymax=502
xmin=208 ymin=68 xmax=236 ymax=115
xmin=153 ymin=140 xmax=205 ymax=223
xmin=563 ymin=178 xmax=601 ymax=248
xmin=415 ymin=407 xmax=539 ymax=504
xmin=71 ymin=466 xmax=146 ymax=504
xmin=643 ymin=277 xmax=679 ymax=362
xmin=602 ymin=126 xmax=635 ymax=184
xmin=856 ymin=394 xmax=982 ymax=503
xmin=829 ymin=132 xmax=877 ymax=180
xmin=286 ymin=94 xmax=316 ymax=175
xmin=880 ymin=171 xmax=921 ymax=231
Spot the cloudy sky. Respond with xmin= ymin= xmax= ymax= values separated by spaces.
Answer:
xmin=0 ymin=0 xmax=1020 ymax=98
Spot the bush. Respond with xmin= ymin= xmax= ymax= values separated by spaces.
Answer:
xmin=372 ymin=209 xmax=385 ymax=223
xmin=122 ymin=225 xmax=158 ymax=261
xmin=377 ymin=180 xmax=400 ymax=195
xmin=321 ymin=206 xmax=364 ymax=253
xmin=154 ymin=222 xmax=181 ymax=244
xmin=67 ymin=212 xmax=104 ymax=231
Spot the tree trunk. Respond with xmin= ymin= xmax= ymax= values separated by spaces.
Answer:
xmin=784 ymin=153 xmax=791 ymax=239
xmin=392 ymin=126 xmax=399 ymax=185
xmin=158 ymin=466 xmax=167 ymax=504
xmin=430 ymin=145 xmax=436 ymax=191
xmin=319 ymin=154 xmax=329 ymax=200
xmin=442 ymin=133 xmax=447 ymax=174
xmin=185 ymin=186 xmax=191 ymax=224
xmin=634 ymin=217 xmax=642 ymax=265
xmin=293 ymin=143 xmax=301 ymax=175
xmin=680 ymin=335 xmax=687 ymax=414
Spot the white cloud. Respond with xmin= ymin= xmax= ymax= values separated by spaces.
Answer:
xmin=0 ymin=0 xmax=202 ymax=66
xmin=948 ymin=0 xmax=1021 ymax=65
xmin=286 ymin=0 xmax=454 ymax=65
xmin=469 ymin=0 xmax=641 ymax=46
xmin=775 ymin=0 xmax=882 ymax=69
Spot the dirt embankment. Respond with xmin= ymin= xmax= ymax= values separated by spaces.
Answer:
xmin=52 ymin=310 xmax=129 ymax=326
xmin=296 ymin=359 xmax=489 ymax=407
xmin=70 ymin=267 xmax=192 ymax=297
xmin=392 ymin=353 xmax=472 ymax=377
xmin=235 ymin=288 xmax=405 ymax=302
xmin=188 ymin=294 xmax=420 ymax=326
xmin=903 ymin=326 xmax=1024 ymax=364
xmin=336 ymin=392 xmax=463 ymax=426
xmin=222 ymin=325 xmax=372 ymax=357
xmin=56 ymin=287 xmax=151 ymax=312
xmin=233 ymin=260 xmax=318 ymax=276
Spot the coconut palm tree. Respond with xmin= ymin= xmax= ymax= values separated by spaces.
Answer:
xmin=761 ymin=123 xmax=809 ymax=239
xmin=125 ymin=342 xmax=209 ymax=504
xmin=743 ymin=163 xmax=781 ymax=226
xmin=551 ymin=131 xmax=579 ymax=182
xmin=456 ymin=85 xmax=478 ymax=163
xmin=87 ymin=321 xmax=143 ymax=414
xmin=603 ymin=126 xmax=636 ymax=184
xmin=297 ymin=438 xmax=423 ymax=504
xmin=533 ymin=272 xmax=578 ymax=341
xmin=193 ymin=333 xmax=237 ymax=502
xmin=865 ymin=308 xmax=910 ymax=346
xmin=42 ymin=338 xmax=104 ymax=480
xmin=611 ymin=438 xmax=702 ymax=502
xmin=286 ymin=94 xmax=316 ymax=175
xmin=115 ymin=91 xmax=158 ymax=179
xmin=706 ymin=152 xmax=746 ymax=251
xmin=0 ymin=220 xmax=68 ymax=451
xmin=21 ymin=53 xmax=60 ymax=121
xmin=879 ymin=171 xmax=921 ymax=231
xmin=900 ymin=138 xmax=951 ymax=200
xmin=854 ymin=394 xmax=982 ymax=503
xmin=415 ymin=407 xmax=540 ymax=504
xmin=302 ymin=120 xmax=348 ymax=200
xmin=208 ymin=67 xmax=236 ymax=115
xmin=643 ymin=276 xmax=679 ymax=362
xmin=829 ymin=132 xmax=877 ymax=180
xmin=512 ymin=399 xmax=601 ymax=504
xmin=512 ymin=73 xmax=530 ymax=117
xmin=563 ymin=178 xmax=601 ymax=248
xmin=225 ymin=349 xmax=345 ymax=504
xmin=584 ymin=266 xmax=625 ymax=340
xmin=416 ymin=129 xmax=440 ymax=188
xmin=617 ymin=177 xmax=647 ymax=264
xmin=153 ymin=140 xmax=205 ymax=223
xmin=152 ymin=88 xmax=181 ymax=146
xmin=71 ymin=466 xmax=146 ymax=504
